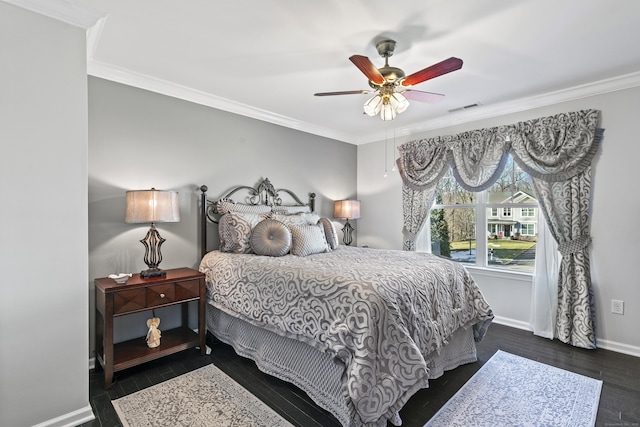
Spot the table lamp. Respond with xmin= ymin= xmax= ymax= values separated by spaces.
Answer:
xmin=125 ymin=188 xmax=180 ymax=278
xmin=334 ymin=200 xmax=360 ymax=246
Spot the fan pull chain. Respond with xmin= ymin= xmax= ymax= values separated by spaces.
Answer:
xmin=384 ymin=127 xmax=388 ymax=178
xmin=391 ymin=128 xmax=397 ymax=172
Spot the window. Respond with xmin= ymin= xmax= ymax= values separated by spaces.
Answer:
xmin=427 ymin=155 xmax=538 ymax=273
xmin=521 ymin=208 xmax=535 ymax=217
xmin=520 ymin=223 xmax=535 ymax=236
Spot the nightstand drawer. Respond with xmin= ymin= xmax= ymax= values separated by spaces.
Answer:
xmin=174 ymin=279 xmax=200 ymax=300
xmin=146 ymin=283 xmax=176 ymax=307
xmin=113 ymin=288 xmax=146 ymax=314
xmin=146 ymin=279 xmax=200 ymax=308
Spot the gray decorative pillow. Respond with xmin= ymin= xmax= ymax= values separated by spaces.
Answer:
xmin=217 ymin=199 xmax=272 ymax=215
xmin=289 ymin=224 xmax=330 ymax=257
xmin=318 ymin=217 xmax=339 ymax=250
xmin=250 ymin=219 xmax=292 ymax=257
xmin=219 ymin=212 xmax=268 ymax=253
xmin=272 ymin=205 xmax=311 ymax=214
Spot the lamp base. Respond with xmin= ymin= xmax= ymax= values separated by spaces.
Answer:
xmin=140 ymin=268 xmax=166 ymax=279
xmin=139 ymin=224 xmax=167 ymax=279
xmin=342 ymin=219 xmax=355 ymax=246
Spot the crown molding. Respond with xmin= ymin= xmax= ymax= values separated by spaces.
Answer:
xmin=358 ymin=70 xmax=640 ymax=144
xmin=87 ymin=60 xmax=354 ymax=144
xmin=3 ymin=0 xmax=104 ymax=29
xmin=87 ymin=56 xmax=640 ymax=146
xmin=86 ymin=15 xmax=107 ymax=60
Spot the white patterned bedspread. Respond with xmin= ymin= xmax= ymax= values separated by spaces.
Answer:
xmin=199 ymin=246 xmax=493 ymax=425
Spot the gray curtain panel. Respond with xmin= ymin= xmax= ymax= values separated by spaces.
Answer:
xmin=396 ymin=109 xmax=603 ymax=349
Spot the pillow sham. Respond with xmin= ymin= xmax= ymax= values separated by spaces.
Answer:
xmin=272 ymin=205 xmax=311 ymax=215
xmin=216 ymin=199 xmax=272 ymax=215
xmin=318 ymin=217 xmax=339 ymax=250
xmin=270 ymin=213 xmax=308 ymax=227
xmin=219 ymin=211 xmax=268 ymax=253
xmin=289 ymin=223 xmax=330 ymax=257
xmin=299 ymin=212 xmax=320 ymax=225
xmin=250 ymin=219 xmax=292 ymax=257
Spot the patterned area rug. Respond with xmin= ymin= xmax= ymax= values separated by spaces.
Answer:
xmin=425 ymin=350 xmax=602 ymax=427
xmin=112 ymin=364 xmax=293 ymax=427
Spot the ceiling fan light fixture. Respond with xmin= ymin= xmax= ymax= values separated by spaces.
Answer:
xmin=363 ymin=94 xmax=383 ymax=116
xmin=391 ymin=92 xmax=409 ymax=114
xmin=380 ymin=102 xmax=397 ymax=121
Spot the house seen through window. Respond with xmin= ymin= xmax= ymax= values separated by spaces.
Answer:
xmin=426 ymin=154 xmax=538 ymax=273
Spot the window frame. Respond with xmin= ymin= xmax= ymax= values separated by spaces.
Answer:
xmin=521 ymin=207 xmax=535 ymax=217
xmin=520 ymin=223 xmax=536 ymax=236
xmin=428 ymin=191 xmax=538 ymax=273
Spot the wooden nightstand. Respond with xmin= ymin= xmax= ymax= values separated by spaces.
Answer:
xmin=94 ymin=267 xmax=206 ymax=388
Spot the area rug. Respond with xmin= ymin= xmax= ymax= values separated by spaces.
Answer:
xmin=425 ymin=350 xmax=602 ymax=427
xmin=112 ymin=364 xmax=293 ymax=427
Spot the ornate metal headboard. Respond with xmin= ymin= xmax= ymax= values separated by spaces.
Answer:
xmin=199 ymin=177 xmax=316 ymax=258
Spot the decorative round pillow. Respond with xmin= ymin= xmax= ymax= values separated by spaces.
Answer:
xmin=250 ymin=219 xmax=292 ymax=257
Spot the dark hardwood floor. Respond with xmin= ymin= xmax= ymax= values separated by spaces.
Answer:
xmin=83 ymin=323 xmax=640 ymax=427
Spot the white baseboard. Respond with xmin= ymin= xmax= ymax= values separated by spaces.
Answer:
xmin=597 ymin=338 xmax=640 ymax=358
xmin=31 ymin=404 xmax=95 ymax=427
xmin=492 ymin=316 xmax=531 ymax=331
xmin=492 ymin=316 xmax=640 ymax=358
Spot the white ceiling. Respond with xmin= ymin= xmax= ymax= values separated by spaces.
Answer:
xmin=79 ymin=0 xmax=640 ymax=144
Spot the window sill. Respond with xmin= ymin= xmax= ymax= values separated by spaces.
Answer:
xmin=464 ymin=265 xmax=533 ymax=283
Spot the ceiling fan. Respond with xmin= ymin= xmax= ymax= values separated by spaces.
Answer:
xmin=315 ymin=39 xmax=463 ymax=120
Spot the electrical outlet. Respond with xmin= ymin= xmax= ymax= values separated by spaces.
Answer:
xmin=611 ymin=299 xmax=624 ymax=315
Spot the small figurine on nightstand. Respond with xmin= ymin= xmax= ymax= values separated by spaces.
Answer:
xmin=146 ymin=317 xmax=161 ymax=348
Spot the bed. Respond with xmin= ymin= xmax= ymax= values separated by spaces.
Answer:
xmin=198 ymin=178 xmax=493 ymax=427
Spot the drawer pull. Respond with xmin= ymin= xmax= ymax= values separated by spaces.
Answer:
xmin=160 ymin=293 xmax=165 ymax=298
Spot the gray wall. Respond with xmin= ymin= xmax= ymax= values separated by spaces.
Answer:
xmin=88 ymin=77 xmax=357 ymax=351
xmin=0 ymin=3 xmax=92 ymax=426
xmin=357 ymin=86 xmax=640 ymax=355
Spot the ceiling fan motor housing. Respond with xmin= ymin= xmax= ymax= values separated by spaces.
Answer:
xmin=376 ymin=39 xmax=397 ymax=58
xmin=373 ymin=39 xmax=405 ymax=85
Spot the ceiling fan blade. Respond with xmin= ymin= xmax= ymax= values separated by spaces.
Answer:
xmin=401 ymin=57 xmax=463 ymax=87
xmin=349 ymin=55 xmax=385 ymax=85
xmin=314 ymin=90 xmax=371 ymax=96
xmin=402 ymin=89 xmax=445 ymax=103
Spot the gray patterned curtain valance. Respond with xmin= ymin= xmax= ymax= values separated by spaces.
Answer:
xmin=396 ymin=136 xmax=451 ymax=191
xmin=510 ymin=111 xmax=602 ymax=182
xmin=397 ymin=110 xmax=601 ymax=189
xmin=396 ymin=109 xmax=603 ymax=349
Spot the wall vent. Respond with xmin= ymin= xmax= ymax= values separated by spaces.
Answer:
xmin=448 ymin=103 xmax=482 ymax=113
